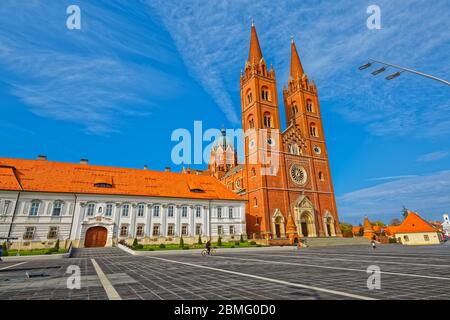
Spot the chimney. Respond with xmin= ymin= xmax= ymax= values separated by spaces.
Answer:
xmin=165 ymin=167 xmax=171 ymax=172
xmin=80 ymin=159 xmax=89 ymax=164
xmin=37 ymin=155 xmax=47 ymax=160
xmin=143 ymin=165 xmax=148 ymax=170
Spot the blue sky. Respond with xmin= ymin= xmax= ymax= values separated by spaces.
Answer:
xmin=1 ymin=0 xmax=449 ymax=224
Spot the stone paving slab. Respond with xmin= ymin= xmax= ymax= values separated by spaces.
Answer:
xmin=0 ymin=245 xmax=448 ymax=300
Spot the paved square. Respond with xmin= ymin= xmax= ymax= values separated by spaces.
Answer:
xmin=1 ymin=244 xmax=449 ymax=300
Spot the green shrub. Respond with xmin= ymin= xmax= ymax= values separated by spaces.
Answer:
xmin=135 ymin=244 xmax=143 ymax=250
xmin=250 ymin=240 xmax=257 ymax=245
xmin=54 ymin=239 xmax=60 ymax=251
xmin=217 ymin=236 xmax=222 ymax=246
xmin=389 ymin=238 xmax=397 ymax=244
xmin=2 ymin=242 xmax=8 ymax=257
xmin=183 ymin=246 xmax=189 ymax=250
xmin=198 ymin=235 xmax=202 ymax=245
xmin=148 ymin=248 xmax=155 ymax=251
xmin=132 ymin=238 xmax=138 ymax=247
xmin=159 ymin=243 xmax=166 ymax=249
xmin=256 ymin=244 xmax=262 ymax=247
xmin=179 ymin=236 xmax=184 ymax=248
xmin=230 ymin=245 xmax=235 ymax=248
xmin=235 ymin=241 xmax=240 ymax=246
xmin=240 ymin=234 xmax=245 ymax=243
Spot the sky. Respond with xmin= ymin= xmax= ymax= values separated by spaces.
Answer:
xmin=0 ymin=0 xmax=449 ymax=225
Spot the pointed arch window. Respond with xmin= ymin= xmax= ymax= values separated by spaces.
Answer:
xmin=310 ymin=123 xmax=318 ymax=137
xmin=319 ymin=171 xmax=325 ymax=181
xmin=261 ymin=86 xmax=270 ymax=101
xmin=247 ymin=90 xmax=253 ymax=104
xmin=306 ymin=99 xmax=313 ymax=112
xmin=291 ymin=102 xmax=298 ymax=116
xmin=248 ymin=114 xmax=255 ymax=129
xmin=263 ymin=112 xmax=272 ymax=128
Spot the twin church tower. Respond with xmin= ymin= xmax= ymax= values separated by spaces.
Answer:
xmin=209 ymin=24 xmax=341 ymax=241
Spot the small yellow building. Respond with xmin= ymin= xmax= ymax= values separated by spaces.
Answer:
xmin=392 ymin=211 xmax=441 ymax=245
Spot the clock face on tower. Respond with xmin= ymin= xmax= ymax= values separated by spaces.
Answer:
xmin=290 ymin=164 xmax=307 ymax=185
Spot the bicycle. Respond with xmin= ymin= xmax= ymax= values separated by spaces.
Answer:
xmin=201 ymin=248 xmax=216 ymax=256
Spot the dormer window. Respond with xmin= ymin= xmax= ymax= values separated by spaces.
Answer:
xmin=188 ymin=181 xmax=205 ymax=193
xmin=94 ymin=183 xmax=113 ymax=188
xmin=94 ymin=176 xmax=113 ymax=188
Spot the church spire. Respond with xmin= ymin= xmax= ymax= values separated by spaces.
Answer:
xmin=248 ymin=23 xmax=263 ymax=64
xmin=290 ymin=39 xmax=304 ymax=79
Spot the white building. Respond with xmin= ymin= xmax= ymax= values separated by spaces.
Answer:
xmin=0 ymin=157 xmax=246 ymax=249
xmin=443 ymin=214 xmax=450 ymax=237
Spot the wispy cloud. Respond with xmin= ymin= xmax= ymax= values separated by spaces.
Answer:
xmin=417 ymin=151 xmax=448 ymax=162
xmin=367 ymin=175 xmax=418 ymax=182
xmin=0 ymin=0 xmax=182 ymax=135
xmin=337 ymin=170 xmax=450 ymax=223
xmin=148 ymin=0 xmax=450 ymax=136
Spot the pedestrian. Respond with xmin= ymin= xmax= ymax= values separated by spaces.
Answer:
xmin=0 ymin=244 xmax=3 ymax=262
xmin=371 ymin=239 xmax=377 ymax=250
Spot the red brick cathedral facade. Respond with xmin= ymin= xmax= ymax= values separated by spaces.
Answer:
xmin=209 ymin=24 xmax=341 ymax=241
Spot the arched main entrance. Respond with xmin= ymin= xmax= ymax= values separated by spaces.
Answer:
xmin=300 ymin=211 xmax=316 ymax=237
xmin=84 ymin=226 xmax=108 ymax=248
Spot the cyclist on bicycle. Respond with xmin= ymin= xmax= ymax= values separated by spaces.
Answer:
xmin=205 ymin=239 xmax=212 ymax=255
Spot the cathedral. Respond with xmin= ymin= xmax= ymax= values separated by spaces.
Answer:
xmin=209 ymin=24 xmax=342 ymax=242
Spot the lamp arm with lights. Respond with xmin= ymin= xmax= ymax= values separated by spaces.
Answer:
xmin=367 ymin=58 xmax=450 ymax=86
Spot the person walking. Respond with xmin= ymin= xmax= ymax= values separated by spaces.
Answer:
xmin=371 ymin=239 xmax=377 ymax=250
xmin=0 ymin=243 xmax=3 ymax=262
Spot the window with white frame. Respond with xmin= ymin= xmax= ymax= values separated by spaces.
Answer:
xmin=168 ymin=206 xmax=174 ymax=217
xmin=29 ymin=201 xmax=40 ymax=216
xmin=120 ymin=225 xmax=128 ymax=237
xmin=152 ymin=225 xmax=160 ymax=236
xmin=23 ymin=226 xmax=35 ymax=240
xmin=424 ymin=234 xmax=430 ymax=241
xmin=136 ymin=225 xmax=144 ymax=237
xmin=217 ymin=207 xmax=222 ymax=219
xmin=87 ymin=203 xmax=95 ymax=216
xmin=47 ymin=226 xmax=58 ymax=239
xmin=153 ymin=206 xmax=160 ymax=217
xmin=228 ymin=207 xmax=233 ymax=219
xmin=138 ymin=204 xmax=145 ymax=217
xmin=229 ymin=225 xmax=235 ymax=235
xmin=2 ymin=200 xmax=10 ymax=215
xmin=196 ymin=224 xmax=202 ymax=235
xmin=181 ymin=225 xmax=188 ymax=236
xmin=182 ymin=206 xmax=188 ymax=217
xmin=122 ymin=204 xmax=129 ymax=217
xmin=196 ymin=207 xmax=201 ymax=218
xmin=105 ymin=204 xmax=113 ymax=216
xmin=167 ymin=224 xmax=175 ymax=236
xmin=52 ymin=201 xmax=62 ymax=216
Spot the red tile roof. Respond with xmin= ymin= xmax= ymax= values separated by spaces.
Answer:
xmin=0 ymin=158 xmax=243 ymax=201
xmin=394 ymin=211 xmax=437 ymax=234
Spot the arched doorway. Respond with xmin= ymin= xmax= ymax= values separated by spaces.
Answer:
xmin=299 ymin=211 xmax=316 ymax=237
xmin=275 ymin=216 xmax=282 ymax=238
xmin=271 ymin=209 xmax=285 ymax=239
xmin=84 ymin=226 xmax=108 ymax=248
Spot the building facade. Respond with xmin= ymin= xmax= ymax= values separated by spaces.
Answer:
xmin=209 ymin=24 xmax=341 ymax=241
xmin=0 ymin=157 xmax=246 ymax=249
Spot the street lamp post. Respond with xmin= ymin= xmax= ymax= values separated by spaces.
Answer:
xmin=358 ymin=58 xmax=450 ymax=86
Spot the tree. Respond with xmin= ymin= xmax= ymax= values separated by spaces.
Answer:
xmin=217 ymin=236 xmax=222 ymax=246
xmin=372 ymin=220 xmax=385 ymax=227
xmin=339 ymin=222 xmax=353 ymax=234
xmin=132 ymin=238 xmax=138 ymax=248
xmin=179 ymin=236 xmax=184 ymax=248
xmin=2 ymin=241 xmax=8 ymax=257
xmin=54 ymin=239 xmax=60 ymax=251
xmin=198 ymin=235 xmax=202 ymax=245
xmin=390 ymin=218 xmax=402 ymax=226
xmin=240 ymin=234 xmax=245 ymax=243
